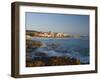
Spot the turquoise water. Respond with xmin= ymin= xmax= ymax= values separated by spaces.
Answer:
xmin=30 ymin=37 xmax=89 ymax=64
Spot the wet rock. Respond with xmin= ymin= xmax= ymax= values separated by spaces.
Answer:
xmin=26 ymin=40 xmax=43 ymax=52
xmin=34 ymin=52 xmax=47 ymax=57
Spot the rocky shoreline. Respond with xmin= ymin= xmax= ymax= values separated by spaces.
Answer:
xmin=26 ymin=40 xmax=82 ymax=67
xmin=26 ymin=56 xmax=80 ymax=67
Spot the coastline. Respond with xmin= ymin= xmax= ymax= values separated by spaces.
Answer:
xmin=28 ymin=36 xmax=89 ymax=40
xmin=26 ymin=34 xmax=89 ymax=67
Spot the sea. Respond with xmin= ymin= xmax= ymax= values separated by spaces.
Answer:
xmin=29 ymin=37 xmax=89 ymax=64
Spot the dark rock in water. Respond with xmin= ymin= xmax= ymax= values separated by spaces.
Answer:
xmin=47 ymin=43 xmax=60 ymax=49
xmin=26 ymin=48 xmax=33 ymax=53
xmin=26 ymin=40 xmax=43 ymax=52
xmin=33 ymin=56 xmax=50 ymax=62
xmin=34 ymin=52 xmax=47 ymax=57
xmin=70 ymin=58 xmax=80 ymax=65
xmin=81 ymin=62 xmax=89 ymax=64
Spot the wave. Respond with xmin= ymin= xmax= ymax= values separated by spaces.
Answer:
xmin=27 ymin=45 xmax=89 ymax=63
xmin=27 ymin=38 xmax=89 ymax=64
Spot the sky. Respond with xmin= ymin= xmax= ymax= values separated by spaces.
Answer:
xmin=25 ymin=12 xmax=89 ymax=35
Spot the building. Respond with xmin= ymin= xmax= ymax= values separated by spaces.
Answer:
xmin=26 ymin=35 xmax=31 ymax=40
xmin=56 ymin=33 xmax=64 ymax=37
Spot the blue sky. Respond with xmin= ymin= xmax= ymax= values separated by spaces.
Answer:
xmin=26 ymin=12 xmax=89 ymax=35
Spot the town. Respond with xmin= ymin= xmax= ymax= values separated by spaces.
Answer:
xmin=26 ymin=30 xmax=72 ymax=39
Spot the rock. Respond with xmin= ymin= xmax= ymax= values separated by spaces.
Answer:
xmin=26 ymin=56 xmax=81 ymax=67
xmin=26 ymin=40 xmax=43 ymax=52
xmin=26 ymin=60 xmax=46 ymax=67
xmin=34 ymin=52 xmax=47 ymax=57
